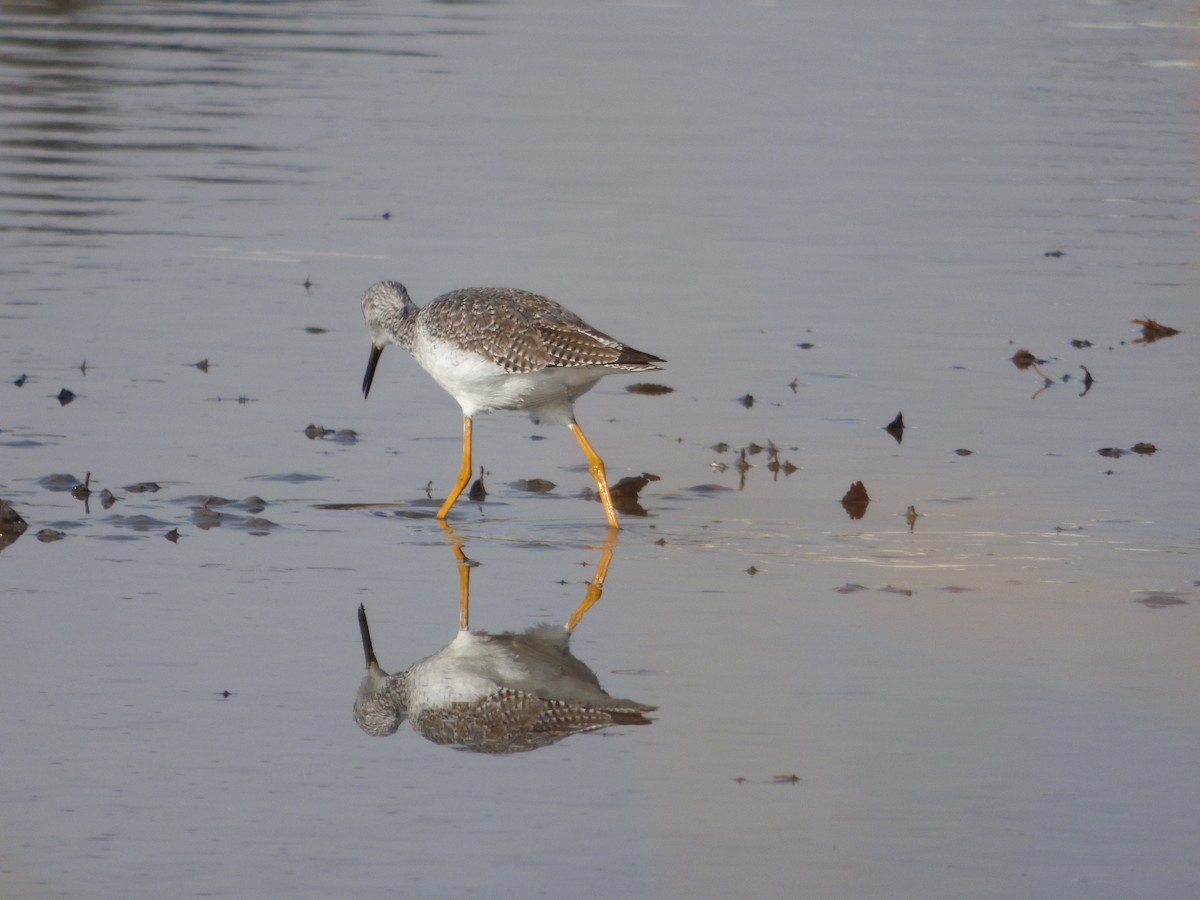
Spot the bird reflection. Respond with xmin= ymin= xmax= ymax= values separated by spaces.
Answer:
xmin=354 ymin=527 xmax=655 ymax=753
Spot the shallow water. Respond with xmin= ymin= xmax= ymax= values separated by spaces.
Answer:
xmin=2 ymin=0 xmax=1199 ymax=898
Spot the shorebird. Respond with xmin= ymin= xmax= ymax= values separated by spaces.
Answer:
xmin=360 ymin=281 xmax=664 ymax=528
xmin=353 ymin=604 xmax=655 ymax=753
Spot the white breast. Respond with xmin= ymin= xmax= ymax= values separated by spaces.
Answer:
xmin=412 ymin=333 xmax=605 ymax=421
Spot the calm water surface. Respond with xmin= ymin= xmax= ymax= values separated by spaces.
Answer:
xmin=2 ymin=1 xmax=1199 ymax=898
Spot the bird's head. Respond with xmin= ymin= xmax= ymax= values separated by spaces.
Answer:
xmin=354 ymin=604 xmax=408 ymax=736
xmin=360 ymin=281 xmax=412 ymax=398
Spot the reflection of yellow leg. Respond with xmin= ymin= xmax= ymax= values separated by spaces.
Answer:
xmin=437 ymin=519 xmax=472 ymax=630
xmin=569 ymin=419 xmax=619 ymax=529
xmin=566 ymin=528 xmax=618 ymax=632
xmin=456 ymin=552 xmax=470 ymax=631
xmin=438 ymin=415 xmax=473 ymax=520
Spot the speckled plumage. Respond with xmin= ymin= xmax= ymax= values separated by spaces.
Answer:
xmin=360 ymin=280 xmax=664 ymax=527
xmin=362 ymin=280 xmax=661 ymax=381
xmin=353 ymin=605 xmax=655 ymax=754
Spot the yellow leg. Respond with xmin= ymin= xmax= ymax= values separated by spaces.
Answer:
xmin=566 ymin=530 xmax=618 ymax=632
xmin=438 ymin=415 xmax=473 ymax=520
xmin=569 ymin=419 xmax=619 ymax=529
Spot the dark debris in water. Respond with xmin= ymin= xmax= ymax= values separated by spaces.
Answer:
xmin=1131 ymin=317 xmax=1180 ymax=344
xmin=0 ymin=435 xmax=50 ymax=449
xmin=192 ymin=507 xmax=222 ymax=529
xmin=766 ymin=455 xmax=798 ymax=477
xmin=608 ymin=472 xmax=659 ymax=517
xmin=837 ymin=582 xmax=920 ymax=597
xmin=246 ymin=472 xmax=326 ymax=483
xmin=510 ymin=478 xmax=556 ymax=493
xmin=180 ymin=495 xmax=268 ymax=524
xmin=1098 ymin=443 xmax=1158 ymax=459
xmin=708 ymin=439 xmax=797 ymax=486
xmin=1009 ymin=342 xmax=1103 ymax=398
xmin=71 ymin=473 xmax=92 ymax=501
xmin=304 ymin=424 xmax=359 ymax=443
xmin=1010 ymin=349 xmax=1054 ymax=387
xmin=1135 ymin=592 xmax=1188 ymax=609
xmin=611 ymin=472 xmax=659 ymax=501
xmin=1010 ymin=348 xmax=1041 ymax=370
xmin=107 ymin=514 xmax=174 ymax=532
xmin=236 ymin=516 xmax=278 ymax=533
xmin=840 ymin=481 xmax=870 ymax=520
xmin=625 ymin=382 xmax=673 ymax=395
xmin=468 ymin=467 xmax=487 ymax=502
xmin=0 ymin=499 xmax=28 ymax=531
xmin=20 ymin=472 xmax=280 ymax=543
xmin=954 ymin=448 xmax=974 ymax=456
xmin=175 ymin=494 xmax=235 ymax=507
xmin=123 ymin=482 xmax=161 ymax=493
xmin=733 ymin=774 xmax=802 ymax=785
xmin=313 ymin=500 xmax=409 ymax=511
xmin=0 ymin=499 xmax=29 ymax=551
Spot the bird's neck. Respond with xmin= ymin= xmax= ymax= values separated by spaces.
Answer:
xmin=385 ymin=301 xmax=419 ymax=351
xmin=392 ymin=669 xmax=413 ymax=708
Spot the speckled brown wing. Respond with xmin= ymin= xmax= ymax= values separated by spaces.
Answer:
xmin=423 ymin=288 xmax=664 ymax=375
xmin=411 ymin=689 xmax=622 ymax=754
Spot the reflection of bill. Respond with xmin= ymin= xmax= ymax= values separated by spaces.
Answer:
xmin=353 ymin=528 xmax=655 ymax=753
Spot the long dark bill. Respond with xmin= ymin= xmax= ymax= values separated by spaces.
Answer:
xmin=362 ymin=344 xmax=384 ymax=398
xmin=357 ymin=604 xmax=378 ymax=668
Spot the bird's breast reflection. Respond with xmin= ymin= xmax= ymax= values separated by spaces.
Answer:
xmin=354 ymin=529 xmax=655 ymax=753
